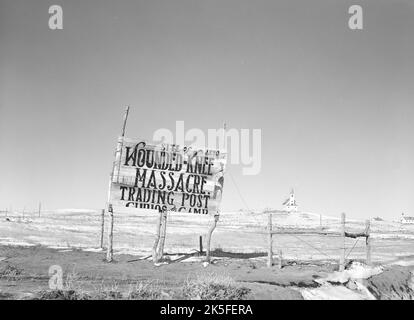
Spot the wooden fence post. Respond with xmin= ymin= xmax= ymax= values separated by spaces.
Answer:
xmin=339 ymin=212 xmax=346 ymax=271
xmin=278 ymin=249 xmax=283 ymax=269
xmin=267 ymin=212 xmax=273 ymax=268
xmin=206 ymin=214 xmax=219 ymax=263
xmin=156 ymin=209 xmax=168 ymax=260
xmin=152 ymin=209 xmax=163 ymax=263
xmin=100 ymin=209 xmax=105 ymax=249
xmin=38 ymin=202 xmax=41 ymax=218
xmin=199 ymin=236 xmax=203 ymax=255
xmin=365 ymin=219 xmax=371 ymax=266
xmin=106 ymin=204 xmax=114 ymax=262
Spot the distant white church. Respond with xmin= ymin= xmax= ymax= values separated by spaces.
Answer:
xmin=283 ymin=189 xmax=298 ymax=212
xmin=400 ymin=213 xmax=414 ymax=225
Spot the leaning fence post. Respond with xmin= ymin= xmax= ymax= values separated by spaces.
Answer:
xmin=365 ymin=219 xmax=371 ymax=266
xmin=267 ymin=212 xmax=273 ymax=268
xmin=206 ymin=214 xmax=219 ymax=263
xmin=339 ymin=212 xmax=346 ymax=271
xmin=100 ymin=209 xmax=105 ymax=249
xmin=106 ymin=204 xmax=114 ymax=262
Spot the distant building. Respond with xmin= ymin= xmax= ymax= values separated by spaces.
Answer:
xmin=400 ymin=213 xmax=414 ymax=225
xmin=283 ymin=189 xmax=298 ymax=212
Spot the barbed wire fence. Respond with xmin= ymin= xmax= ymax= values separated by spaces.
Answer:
xmin=215 ymin=169 xmax=414 ymax=269
xmin=2 ymin=179 xmax=414 ymax=268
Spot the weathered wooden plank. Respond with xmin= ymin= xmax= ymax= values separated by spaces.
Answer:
xmin=119 ymin=137 xmax=227 ymax=156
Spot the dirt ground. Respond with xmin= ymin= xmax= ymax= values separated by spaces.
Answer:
xmin=0 ymin=244 xmax=342 ymax=300
xmin=1 ymin=245 xmax=413 ymax=300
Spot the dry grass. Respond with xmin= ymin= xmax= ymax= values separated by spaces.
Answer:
xmin=31 ymin=266 xmax=249 ymax=300
xmin=0 ymin=264 xmax=22 ymax=281
xmin=180 ymin=272 xmax=251 ymax=300
xmin=35 ymin=270 xmax=167 ymax=300
xmin=126 ymin=280 xmax=167 ymax=300
xmin=35 ymin=289 xmax=90 ymax=300
xmin=35 ymin=267 xmax=91 ymax=300
xmin=64 ymin=267 xmax=82 ymax=291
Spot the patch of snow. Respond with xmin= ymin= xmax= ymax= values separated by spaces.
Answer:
xmin=54 ymin=209 xmax=98 ymax=214
xmin=154 ymin=262 xmax=168 ymax=267
xmin=47 ymin=245 xmax=72 ymax=250
xmin=306 ymin=262 xmax=383 ymax=300
xmin=322 ymin=262 xmax=383 ymax=284
xmin=301 ymin=283 xmax=374 ymax=300
xmin=373 ymin=233 xmax=414 ymax=240
xmin=82 ymin=248 xmax=104 ymax=253
xmin=390 ymin=259 xmax=414 ymax=267
xmin=0 ymin=238 xmax=36 ymax=247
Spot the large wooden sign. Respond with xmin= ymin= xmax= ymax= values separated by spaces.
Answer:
xmin=110 ymin=138 xmax=226 ymax=215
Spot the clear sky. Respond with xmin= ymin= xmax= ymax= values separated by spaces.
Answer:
xmin=1 ymin=0 xmax=413 ymax=220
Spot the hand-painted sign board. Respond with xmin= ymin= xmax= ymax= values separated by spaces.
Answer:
xmin=110 ymin=138 xmax=226 ymax=215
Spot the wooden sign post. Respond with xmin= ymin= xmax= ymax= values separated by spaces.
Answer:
xmin=205 ymin=214 xmax=219 ymax=262
xmin=106 ymin=106 xmax=130 ymax=263
xmin=156 ymin=209 xmax=168 ymax=261
xmin=152 ymin=209 xmax=163 ymax=263
xmin=106 ymin=204 xmax=114 ymax=262
xmin=152 ymin=208 xmax=169 ymax=263
xmin=205 ymin=122 xmax=226 ymax=263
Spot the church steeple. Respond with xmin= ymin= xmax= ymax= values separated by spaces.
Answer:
xmin=283 ymin=188 xmax=298 ymax=212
